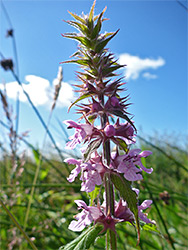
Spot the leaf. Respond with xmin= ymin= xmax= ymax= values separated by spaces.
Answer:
xmin=110 ymin=172 xmax=140 ymax=243
xmin=102 ymin=64 xmax=124 ymax=77
xmin=83 ymin=139 xmax=101 ymax=162
xmin=32 ymin=148 xmax=41 ymax=165
xmin=63 ymin=59 xmax=91 ymax=67
xmin=87 ymin=0 xmax=95 ymax=30
xmin=95 ymin=29 xmax=119 ymax=53
xmin=68 ymin=93 xmax=91 ymax=112
xmin=66 ymin=21 xmax=89 ymax=36
xmin=110 ymin=109 xmax=136 ymax=131
xmin=68 ymin=11 xmax=86 ymax=25
xmin=142 ymin=223 xmax=160 ymax=235
xmin=89 ymin=186 xmax=101 ymax=206
xmin=63 ymin=34 xmax=91 ymax=47
xmin=59 ymin=224 xmax=104 ymax=250
xmin=112 ymin=138 xmax=128 ymax=152
xmin=91 ymin=7 xmax=106 ymax=39
xmin=40 ymin=169 xmax=49 ymax=180
xmin=88 ymin=114 xmax=97 ymax=124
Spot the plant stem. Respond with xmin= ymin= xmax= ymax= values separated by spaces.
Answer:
xmin=100 ymin=94 xmax=117 ymax=250
xmin=109 ymin=230 xmax=117 ymax=250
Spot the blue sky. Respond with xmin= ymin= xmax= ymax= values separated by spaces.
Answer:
xmin=0 ymin=0 xmax=187 ymax=150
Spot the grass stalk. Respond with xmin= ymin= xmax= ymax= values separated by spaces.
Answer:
xmin=0 ymin=198 xmax=38 ymax=250
xmin=10 ymin=69 xmax=67 ymax=169
xmin=144 ymin=181 xmax=176 ymax=250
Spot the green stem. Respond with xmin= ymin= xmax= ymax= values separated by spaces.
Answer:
xmin=0 ymin=199 xmax=38 ymax=250
xmin=100 ymin=94 xmax=117 ymax=250
xmin=109 ymin=230 xmax=117 ymax=250
xmin=23 ymin=157 xmax=42 ymax=231
xmin=106 ymin=229 xmax=110 ymax=250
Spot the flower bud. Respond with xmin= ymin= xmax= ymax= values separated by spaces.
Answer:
xmin=104 ymin=125 xmax=116 ymax=137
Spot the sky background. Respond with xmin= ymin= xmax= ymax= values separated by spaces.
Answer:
xmin=0 ymin=0 xmax=187 ymax=151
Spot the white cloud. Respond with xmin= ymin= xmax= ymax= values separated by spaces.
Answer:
xmin=0 ymin=75 xmax=74 ymax=108
xmin=118 ymin=53 xmax=165 ymax=80
xmin=142 ymin=72 xmax=157 ymax=80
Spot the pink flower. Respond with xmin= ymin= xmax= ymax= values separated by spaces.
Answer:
xmin=114 ymin=199 xmax=134 ymax=223
xmin=133 ymin=188 xmax=154 ymax=224
xmin=68 ymin=200 xmax=101 ymax=231
xmin=64 ymin=120 xmax=93 ymax=149
xmin=104 ymin=125 xmax=116 ymax=137
xmin=104 ymin=119 xmax=135 ymax=145
xmin=111 ymin=149 xmax=153 ymax=181
xmin=76 ymin=99 xmax=103 ymax=119
xmin=65 ymin=157 xmax=103 ymax=192
xmin=81 ymin=168 xmax=102 ymax=192
xmin=64 ymin=158 xmax=82 ymax=182
xmin=105 ymin=96 xmax=123 ymax=110
xmin=138 ymin=200 xmax=154 ymax=224
xmin=114 ymin=119 xmax=134 ymax=140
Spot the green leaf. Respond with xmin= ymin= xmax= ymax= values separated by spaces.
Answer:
xmin=83 ymin=139 xmax=101 ymax=162
xmin=91 ymin=9 xmax=105 ymax=39
xmin=68 ymin=93 xmax=91 ymax=112
xmin=66 ymin=21 xmax=89 ymax=36
xmin=102 ymin=65 xmax=124 ymax=77
xmin=88 ymin=114 xmax=97 ymax=124
xmin=63 ymin=59 xmax=91 ymax=67
xmin=142 ymin=223 xmax=160 ymax=235
xmin=88 ymin=0 xmax=95 ymax=30
xmin=63 ymin=34 xmax=91 ymax=47
xmin=40 ymin=169 xmax=49 ymax=181
xmin=32 ymin=148 xmax=41 ymax=165
xmin=110 ymin=172 xmax=140 ymax=243
xmin=68 ymin=11 xmax=86 ymax=25
xmin=112 ymin=138 xmax=128 ymax=152
xmin=95 ymin=29 xmax=119 ymax=53
xmin=59 ymin=224 xmax=104 ymax=250
xmin=89 ymin=186 xmax=101 ymax=206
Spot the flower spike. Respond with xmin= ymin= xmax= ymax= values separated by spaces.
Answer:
xmin=61 ymin=2 xmax=154 ymax=249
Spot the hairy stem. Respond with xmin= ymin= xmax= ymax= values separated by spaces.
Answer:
xmin=100 ymin=94 xmax=117 ymax=250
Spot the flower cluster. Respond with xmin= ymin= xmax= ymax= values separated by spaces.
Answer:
xmin=68 ymin=189 xmax=153 ymax=233
xmin=63 ymin=1 xmax=154 ymax=244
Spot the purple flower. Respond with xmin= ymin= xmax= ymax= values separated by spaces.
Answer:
xmin=68 ymin=200 xmax=101 ymax=231
xmin=64 ymin=120 xmax=93 ymax=149
xmin=104 ymin=125 xmax=116 ymax=137
xmin=103 ymin=119 xmax=135 ymax=145
xmin=138 ymin=200 xmax=154 ymax=224
xmin=136 ymin=150 xmax=153 ymax=173
xmin=81 ymin=168 xmax=102 ymax=192
xmin=115 ymin=199 xmax=134 ymax=223
xmin=114 ymin=119 xmax=134 ymax=139
xmin=65 ymin=158 xmax=103 ymax=192
xmin=117 ymin=162 xmax=143 ymax=181
xmin=64 ymin=158 xmax=82 ymax=182
xmin=133 ymin=188 xmax=154 ymax=224
xmin=105 ymin=96 xmax=121 ymax=109
xmin=111 ymin=149 xmax=153 ymax=181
